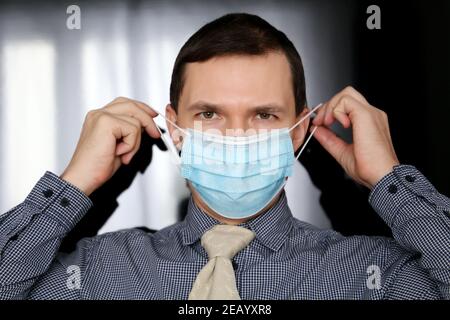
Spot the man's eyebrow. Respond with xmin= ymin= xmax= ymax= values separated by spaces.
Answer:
xmin=250 ymin=104 xmax=286 ymax=113
xmin=186 ymin=101 xmax=223 ymax=112
xmin=185 ymin=101 xmax=287 ymax=113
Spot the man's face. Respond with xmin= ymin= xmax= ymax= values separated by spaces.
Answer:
xmin=165 ymin=51 xmax=309 ymax=221
xmin=166 ymin=51 xmax=309 ymax=151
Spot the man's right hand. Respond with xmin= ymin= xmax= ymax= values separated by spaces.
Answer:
xmin=60 ymin=97 xmax=161 ymax=196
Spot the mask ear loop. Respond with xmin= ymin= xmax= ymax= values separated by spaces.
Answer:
xmin=153 ymin=110 xmax=190 ymax=167
xmin=288 ymin=103 xmax=323 ymax=133
xmin=287 ymin=103 xmax=323 ymax=160
xmin=295 ymin=126 xmax=318 ymax=160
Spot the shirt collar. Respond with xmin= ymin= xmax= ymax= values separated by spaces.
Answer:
xmin=181 ymin=191 xmax=294 ymax=252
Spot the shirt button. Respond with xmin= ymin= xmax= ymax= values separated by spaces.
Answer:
xmin=232 ymin=261 xmax=238 ymax=270
xmin=405 ymin=175 xmax=415 ymax=183
xmin=443 ymin=210 xmax=450 ymax=218
xmin=43 ymin=189 xmax=53 ymax=198
xmin=60 ymin=198 xmax=70 ymax=207
xmin=388 ymin=184 xmax=398 ymax=194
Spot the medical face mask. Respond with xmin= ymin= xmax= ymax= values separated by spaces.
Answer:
xmin=156 ymin=103 xmax=322 ymax=219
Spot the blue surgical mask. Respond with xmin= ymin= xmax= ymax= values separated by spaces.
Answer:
xmin=156 ymin=104 xmax=322 ymax=219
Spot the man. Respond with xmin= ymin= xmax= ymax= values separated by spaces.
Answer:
xmin=0 ymin=13 xmax=448 ymax=300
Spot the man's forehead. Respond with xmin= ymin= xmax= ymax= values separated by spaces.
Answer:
xmin=182 ymin=52 xmax=291 ymax=81
xmin=179 ymin=52 xmax=295 ymax=112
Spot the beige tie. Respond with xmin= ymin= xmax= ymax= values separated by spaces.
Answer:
xmin=188 ymin=224 xmax=256 ymax=300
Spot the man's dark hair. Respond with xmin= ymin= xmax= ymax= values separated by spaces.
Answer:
xmin=170 ymin=13 xmax=307 ymax=115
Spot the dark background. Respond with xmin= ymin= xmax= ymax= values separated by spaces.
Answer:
xmin=354 ymin=0 xmax=450 ymax=198
xmin=303 ymin=0 xmax=450 ymax=237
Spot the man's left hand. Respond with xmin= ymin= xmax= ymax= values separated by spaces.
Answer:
xmin=312 ymin=86 xmax=400 ymax=189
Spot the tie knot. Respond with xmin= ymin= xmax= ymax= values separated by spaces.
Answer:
xmin=201 ymin=224 xmax=255 ymax=260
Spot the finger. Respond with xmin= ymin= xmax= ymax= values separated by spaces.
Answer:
xmin=110 ymin=116 xmax=141 ymax=158
xmin=108 ymin=96 xmax=129 ymax=104
xmin=132 ymin=99 xmax=158 ymax=117
xmin=327 ymin=95 xmax=355 ymax=129
xmin=112 ymin=114 xmax=143 ymax=163
xmin=341 ymin=86 xmax=368 ymax=104
xmin=106 ymin=101 xmax=153 ymax=126
xmin=315 ymin=86 xmax=367 ymax=127
xmin=121 ymin=130 xmax=141 ymax=165
xmin=324 ymin=101 xmax=336 ymax=126
xmin=332 ymin=95 xmax=369 ymax=125
xmin=312 ymin=126 xmax=351 ymax=167
xmin=109 ymin=97 xmax=158 ymax=117
xmin=314 ymin=92 xmax=343 ymax=126
xmin=323 ymin=94 xmax=368 ymax=129
xmin=113 ymin=113 xmax=142 ymax=128
xmin=327 ymin=87 xmax=368 ymax=112
xmin=324 ymin=92 xmax=347 ymax=126
xmin=128 ymin=100 xmax=161 ymax=137
xmin=332 ymin=108 xmax=351 ymax=128
xmin=105 ymin=101 xmax=161 ymax=138
xmin=312 ymin=102 xmax=328 ymax=126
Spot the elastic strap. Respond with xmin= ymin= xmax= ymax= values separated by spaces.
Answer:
xmin=295 ymin=126 xmax=318 ymax=160
xmin=288 ymin=103 xmax=323 ymax=133
xmin=154 ymin=109 xmax=189 ymax=136
xmin=153 ymin=110 xmax=183 ymax=166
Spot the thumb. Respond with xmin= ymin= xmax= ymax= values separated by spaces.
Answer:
xmin=313 ymin=126 xmax=351 ymax=167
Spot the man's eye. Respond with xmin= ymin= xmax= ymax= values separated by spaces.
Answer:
xmin=199 ymin=111 xmax=217 ymax=119
xmin=256 ymin=112 xmax=274 ymax=120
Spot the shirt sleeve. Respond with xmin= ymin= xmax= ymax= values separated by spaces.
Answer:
xmin=368 ymin=164 xmax=450 ymax=299
xmin=0 ymin=171 xmax=93 ymax=299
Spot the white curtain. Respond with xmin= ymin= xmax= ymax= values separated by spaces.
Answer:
xmin=0 ymin=0 xmax=355 ymax=232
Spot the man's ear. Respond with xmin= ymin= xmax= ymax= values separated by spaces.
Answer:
xmin=165 ymin=104 xmax=183 ymax=150
xmin=292 ymin=106 xmax=310 ymax=153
